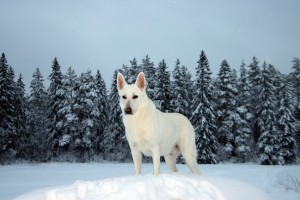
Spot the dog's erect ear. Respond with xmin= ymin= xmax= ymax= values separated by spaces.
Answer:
xmin=117 ymin=72 xmax=127 ymax=91
xmin=135 ymin=72 xmax=147 ymax=91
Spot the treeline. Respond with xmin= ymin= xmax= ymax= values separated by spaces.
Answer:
xmin=0 ymin=52 xmax=299 ymax=165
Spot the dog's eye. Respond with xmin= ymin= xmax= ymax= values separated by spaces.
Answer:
xmin=133 ymin=95 xmax=138 ymax=99
xmin=122 ymin=95 xmax=127 ymax=99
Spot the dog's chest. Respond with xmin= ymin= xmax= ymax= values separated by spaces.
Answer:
xmin=127 ymin=124 xmax=155 ymax=155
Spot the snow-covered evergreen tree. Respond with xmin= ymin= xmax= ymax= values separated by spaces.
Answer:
xmin=0 ymin=53 xmax=18 ymax=161
xmin=57 ymin=67 xmax=79 ymax=154
xmin=127 ymin=57 xmax=142 ymax=84
xmin=172 ymin=59 xmax=185 ymax=114
xmin=172 ymin=59 xmax=193 ymax=118
xmin=235 ymin=61 xmax=254 ymax=162
xmin=141 ymin=55 xmax=156 ymax=100
xmin=14 ymin=74 xmax=28 ymax=159
xmin=248 ymin=56 xmax=261 ymax=142
xmin=47 ymin=57 xmax=64 ymax=158
xmin=190 ymin=51 xmax=218 ymax=164
xmin=291 ymin=57 xmax=300 ymax=105
xmin=215 ymin=60 xmax=239 ymax=162
xmin=104 ymin=70 xmax=130 ymax=161
xmin=276 ymin=76 xmax=297 ymax=164
xmin=291 ymin=57 xmax=300 ymax=157
xmin=257 ymin=62 xmax=281 ymax=165
xmin=181 ymin=65 xmax=194 ymax=118
xmin=27 ymin=68 xmax=49 ymax=161
xmin=73 ymin=70 xmax=100 ymax=161
xmin=154 ymin=59 xmax=174 ymax=113
xmin=95 ymin=69 xmax=109 ymax=156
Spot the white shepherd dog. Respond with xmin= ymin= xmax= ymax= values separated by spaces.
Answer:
xmin=117 ymin=72 xmax=200 ymax=176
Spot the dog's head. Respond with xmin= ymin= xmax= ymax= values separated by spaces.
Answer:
xmin=117 ymin=72 xmax=147 ymax=116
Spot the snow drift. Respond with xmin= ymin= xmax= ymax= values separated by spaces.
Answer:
xmin=13 ymin=174 xmax=270 ymax=200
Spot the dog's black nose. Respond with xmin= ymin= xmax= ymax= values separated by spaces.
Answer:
xmin=124 ymin=107 xmax=132 ymax=115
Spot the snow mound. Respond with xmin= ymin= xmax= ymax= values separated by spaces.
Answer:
xmin=13 ymin=174 xmax=270 ymax=200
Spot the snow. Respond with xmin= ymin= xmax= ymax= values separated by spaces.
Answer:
xmin=59 ymin=135 xmax=71 ymax=146
xmin=0 ymin=163 xmax=299 ymax=200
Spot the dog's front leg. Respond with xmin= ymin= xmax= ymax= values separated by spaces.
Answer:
xmin=131 ymin=150 xmax=142 ymax=175
xmin=152 ymin=145 xmax=160 ymax=176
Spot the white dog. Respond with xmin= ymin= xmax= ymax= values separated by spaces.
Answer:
xmin=117 ymin=72 xmax=200 ymax=176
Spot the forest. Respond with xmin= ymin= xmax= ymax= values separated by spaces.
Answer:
xmin=0 ymin=51 xmax=299 ymax=165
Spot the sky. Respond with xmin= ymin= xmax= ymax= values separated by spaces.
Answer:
xmin=1 ymin=0 xmax=300 ymax=92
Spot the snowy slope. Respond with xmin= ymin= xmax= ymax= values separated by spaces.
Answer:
xmin=0 ymin=163 xmax=299 ymax=200
xmin=13 ymin=174 xmax=269 ymax=200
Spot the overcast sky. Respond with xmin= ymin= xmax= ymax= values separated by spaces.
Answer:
xmin=1 ymin=0 xmax=300 ymax=92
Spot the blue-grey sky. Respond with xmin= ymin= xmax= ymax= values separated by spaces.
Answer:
xmin=1 ymin=0 xmax=299 ymax=92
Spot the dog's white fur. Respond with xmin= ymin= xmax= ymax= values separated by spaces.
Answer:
xmin=117 ymin=72 xmax=200 ymax=176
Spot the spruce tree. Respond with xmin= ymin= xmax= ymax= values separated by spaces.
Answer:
xmin=235 ymin=61 xmax=254 ymax=162
xmin=141 ymin=55 xmax=156 ymax=100
xmin=57 ymin=67 xmax=79 ymax=154
xmin=95 ymin=69 xmax=109 ymax=156
xmin=74 ymin=70 xmax=100 ymax=161
xmin=14 ymin=74 xmax=28 ymax=159
xmin=181 ymin=65 xmax=194 ymax=118
xmin=154 ymin=59 xmax=174 ymax=113
xmin=47 ymin=57 xmax=64 ymax=158
xmin=27 ymin=68 xmax=49 ymax=161
xmin=277 ymin=76 xmax=297 ymax=164
xmin=257 ymin=62 xmax=281 ymax=165
xmin=172 ymin=59 xmax=185 ymax=115
xmin=190 ymin=51 xmax=218 ymax=164
xmin=0 ymin=53 xmax=17 ymax=161
xmin=104 ymin=70 xmax=130 ymax=161
xmin=215 ymin=60 xmax=239 ymax=162
xmin=171 ymin=59 xmax=193 ymax=118
xmin=292 ymin=58 xmax=300 ymax=105
xmin=248 ymin=56 xmax=261 ymax=142
xmin=291 ymin=57 xmax=300 ymax=156
xmin=127 ymin=57 xmax=141 ymax=84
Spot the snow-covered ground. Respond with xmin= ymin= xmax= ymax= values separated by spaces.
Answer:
xmin=0 ymin=163 xmax=299 ymax=200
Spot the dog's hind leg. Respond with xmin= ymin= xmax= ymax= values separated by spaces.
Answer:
xmin=164 ymin=144 xmax=180 ymax=173
xmin=164 ymin=154 xmax=178 ymax=173
xmin=181 ymin=149 xmax=200 ymax=175
xmin=180 ymin=141 xmax=201 ymax=175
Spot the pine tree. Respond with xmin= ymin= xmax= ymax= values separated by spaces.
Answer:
xmin=14 ymin=74 xmax=28 ymax=159
xmin=291 ymin=57 xmax=300 ymax=157
xmin=27 ymin=68 xmax=49 ymax=161
xmin=172 ymin=59 xmax=185 ymax=114
xmin=121 ymin=64 xmax=130 ymax=81
xmin=74 ymin=70 xmax=100 ymax=161
xmin=0 ymin=53 xmax=18 ymax=161
xmin=141 ymin=55 xmax=156 ymax=100
xmin=57 ymin=67 xmax=79 ymax=154
xmin=154 ymin=59 xmax=174 ymax=113
xmin=172 ymin=59 xmax=193 ymax=118
xmin=127 ymin=57 xmax=141 ymax=84
xmin=257 ymin=62 xmax=281 ymax=165
xmin=277 ymin=76 xmax=297 ymax=164
xmin=235 ymin=61 xmax=254 ymax=162
xmin=248 ymin=56 xmax=261 ymax=142
xmin=181 ymin=65 xmax=194 ymax=118
xmin=292 ymin=58 xmax=300 ymax=105
xmin=104 ymin=70 xmax=130 ymax=161
xmin=95 ymin=69 xmax=109 ymax=156
xmin=47 ymin=57 xmax=64 ymax=158
xmin=215 ymin=60 xmax=239 ymax=162
xmin=190 ymin=51 xmax=218 ymax=164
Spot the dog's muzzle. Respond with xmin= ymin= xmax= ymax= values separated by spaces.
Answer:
xmin=124 ymin=107 xmax=132 ymax=115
